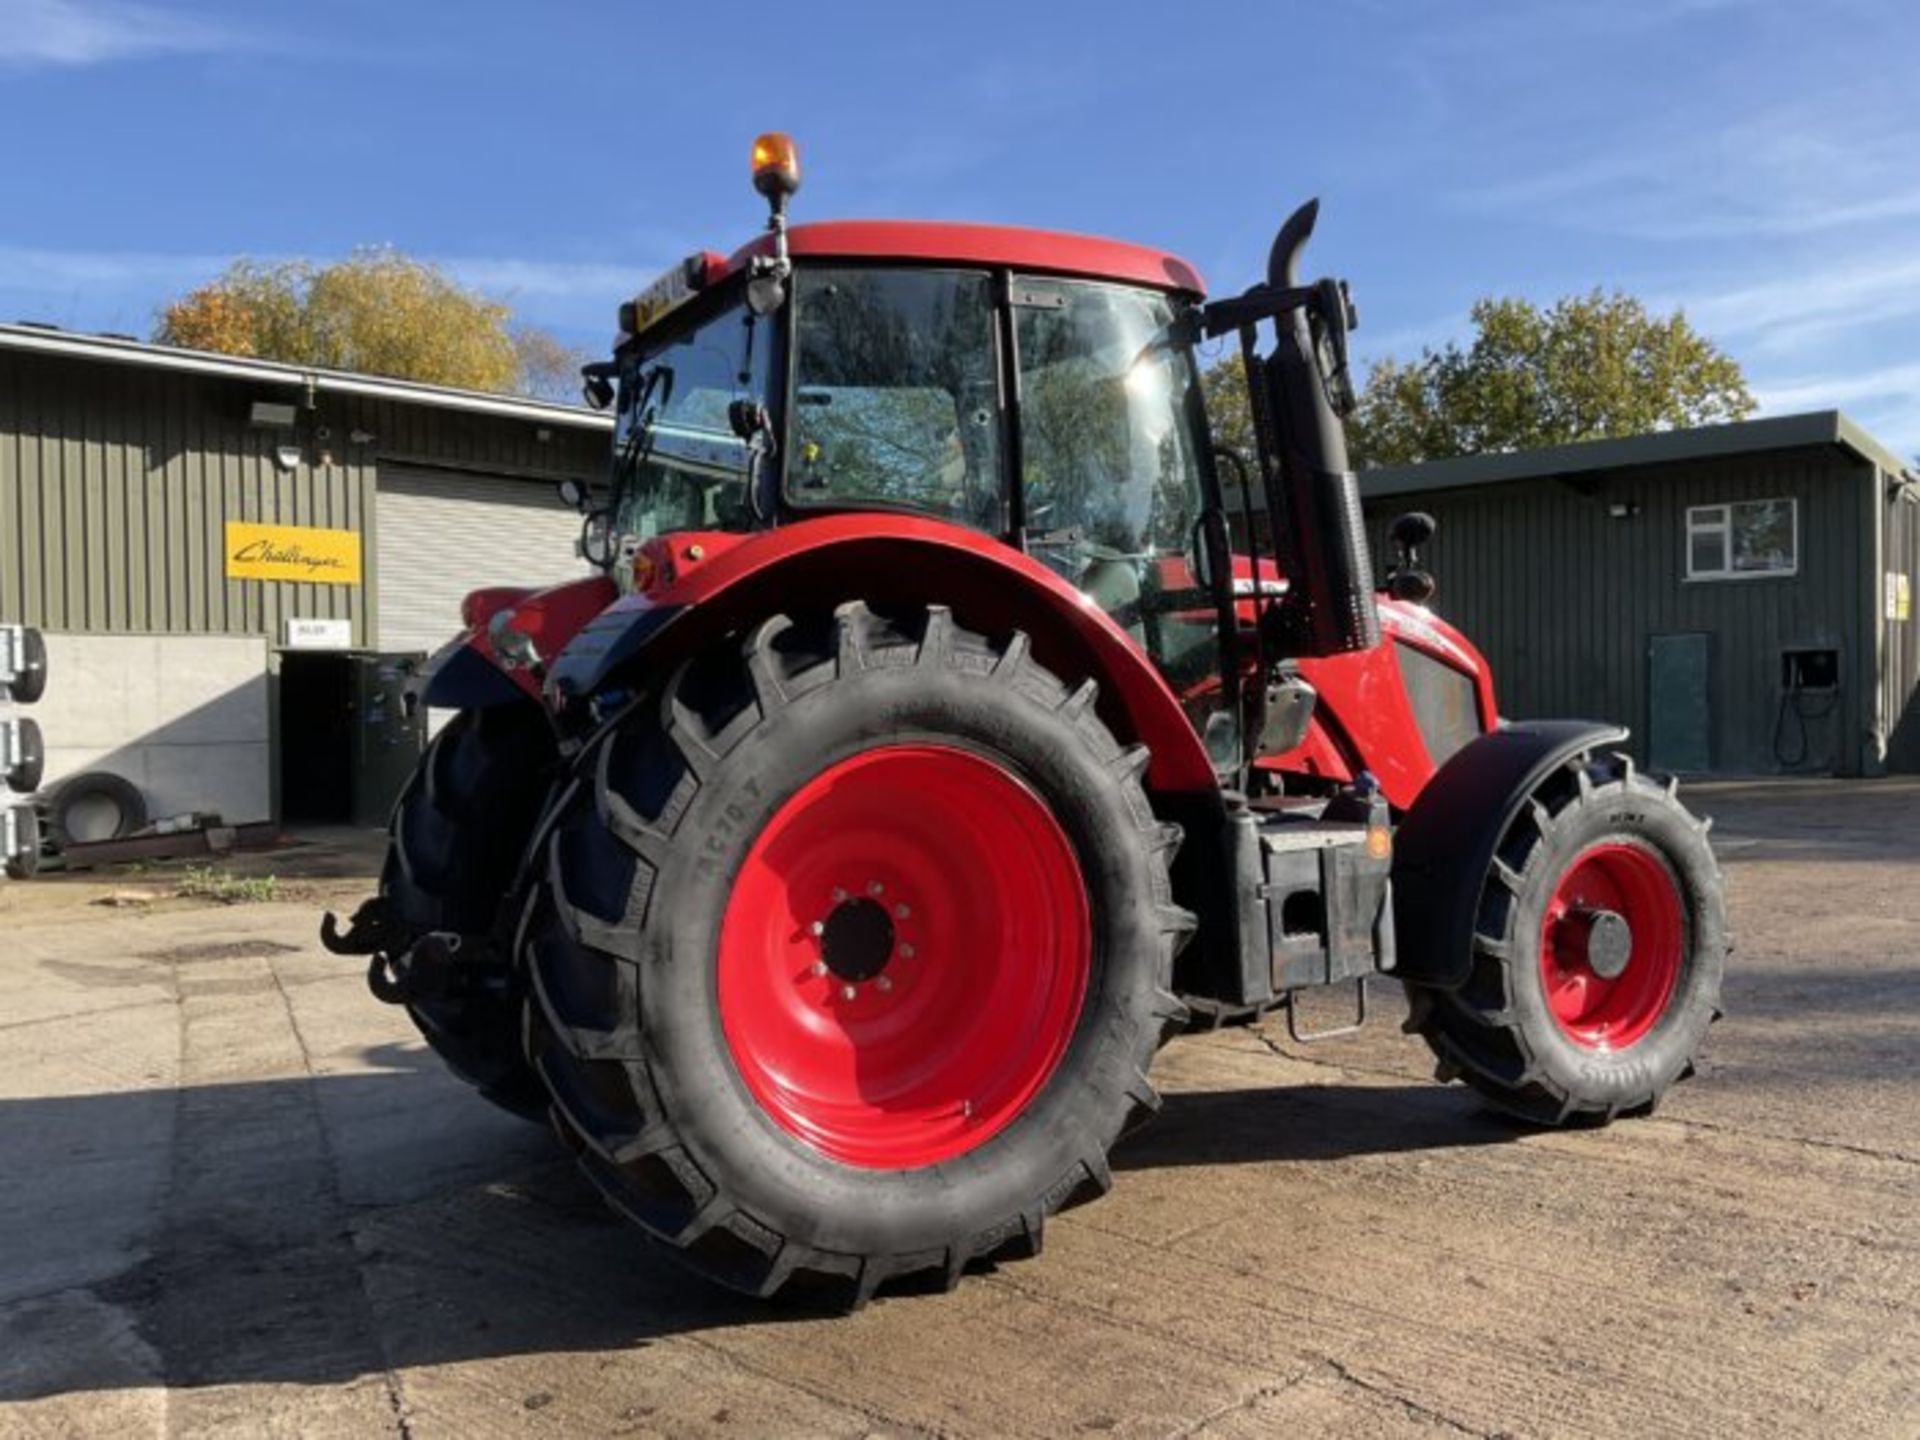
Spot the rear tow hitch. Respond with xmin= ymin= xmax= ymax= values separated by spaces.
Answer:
xmin=322 ymin=897 xmax=494 ymax=1006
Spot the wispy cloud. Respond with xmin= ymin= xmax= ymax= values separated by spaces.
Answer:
xmin=0 ymin=243 xmax=659 ymax=340
xmin=1457 ymin=103 xmax=1920 ymax=243
xmin=1752 ymin=361 xmax=1920 ymax=458
xmin=1677 ymin=251 xmax=1920 ymax=353
xmin=0 ymin=0 xmax=247 ymax=66
xmin=1755 ymin=360 xmax=1920 ymax=416
xmin=441 ymin=257 xmax=665 ymax=303
xmin=0 ymin=244 xmax=226 ymax=288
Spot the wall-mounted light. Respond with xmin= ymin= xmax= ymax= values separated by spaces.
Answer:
xmin=1607 ymin=500 xmax=1640 ymax=519
xmin=273 ymin=445 xmax=302 ymax=473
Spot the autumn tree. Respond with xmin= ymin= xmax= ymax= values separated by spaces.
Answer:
xmin=510 ymin=326 xmax=596 ymax=404
xmin=1203 ymin=291 xmax=1754 ymax=469
xmin=156 ymin=248 xmax=584 ymax=398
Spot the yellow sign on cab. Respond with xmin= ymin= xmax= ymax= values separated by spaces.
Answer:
xmin=224 ymin=522 xmax=362 ymax=585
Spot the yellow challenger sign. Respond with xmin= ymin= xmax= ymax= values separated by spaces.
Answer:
xmin=224 ymin=522 xmax=362 ymax=585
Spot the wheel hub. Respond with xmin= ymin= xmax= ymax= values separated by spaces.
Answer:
xmin=819 ymin=896 xmax=895 ymax=982
xmin=1538 ymin=842 xmax=1684 ymax=1051
xmin=1574 ymin=907 xmax=1632 ymax=979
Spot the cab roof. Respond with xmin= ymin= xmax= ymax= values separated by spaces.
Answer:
xmin=716 ymin=220 xmax=1207 ymax=296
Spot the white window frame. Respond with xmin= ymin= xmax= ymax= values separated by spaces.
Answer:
xmin=1685 ymin=497 xmax=1798 ymax=581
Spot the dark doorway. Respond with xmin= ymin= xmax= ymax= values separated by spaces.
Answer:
xmin=281 ymin=653 xmax=355 ymax=823
xmin=279 ymin=652 xmax=425 ymax=826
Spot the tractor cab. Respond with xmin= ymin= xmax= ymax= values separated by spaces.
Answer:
xmin=589 ymin=222 xmax=1224 ymax=729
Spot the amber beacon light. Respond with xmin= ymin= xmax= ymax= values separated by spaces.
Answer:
xmin=751 ymin=132 xmax=801 ymax=201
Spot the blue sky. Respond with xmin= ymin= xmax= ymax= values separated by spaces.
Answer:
xmin=1 ymin=0 xmax=1915 ymax=453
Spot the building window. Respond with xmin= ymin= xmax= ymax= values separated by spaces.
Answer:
xmin=1685 ymin=498 xmax=1797 ymax=580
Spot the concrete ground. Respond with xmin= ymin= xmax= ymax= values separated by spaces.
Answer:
xmin=1 ymin=781 xmax=1915 ymax=1438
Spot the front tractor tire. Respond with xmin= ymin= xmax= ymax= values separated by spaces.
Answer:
xmin=521 ymin=602 xmax=1192 ymax=1305
xmin=1407 ymin=750 xmax=1727 ymax=1125
xmin=382 ymin=704 xmax=556 ymax=1119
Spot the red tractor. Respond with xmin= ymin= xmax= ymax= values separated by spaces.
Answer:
xmin=326 ymin=135 xmax=1726 ymax=1306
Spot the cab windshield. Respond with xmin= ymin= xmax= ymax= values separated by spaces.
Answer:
xmin=611 ymin=298 xmax=771 ymax=541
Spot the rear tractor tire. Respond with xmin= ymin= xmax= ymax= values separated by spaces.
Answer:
xmin=521 ymin=602 xmax=1193 ymax=1305
xmin=383 ymin=703 xmax=556 ymax=1120
xmin=1406 ymin=749 xmax=1726 ymax=1125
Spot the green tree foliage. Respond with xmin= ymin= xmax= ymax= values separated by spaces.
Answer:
xmin=1199 ymin=350 xmax=1257 ymax=460
xmin=1201 ymin=291 xmax=1754 ymax=469
xmin=155 ymin=248 xmax=580 ymax=398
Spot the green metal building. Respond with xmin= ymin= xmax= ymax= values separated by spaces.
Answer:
xmin=1360 ymin=412 xmax=1920 ymax=776
xmin=0 ymin=323 xmax=612 ymax=830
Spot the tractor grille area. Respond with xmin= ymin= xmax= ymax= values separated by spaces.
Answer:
xmin=1394 ymin=639 xmax=1481 ymax=768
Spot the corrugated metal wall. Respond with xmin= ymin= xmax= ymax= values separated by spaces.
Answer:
xmin=1365 ymin=446 xmax=1879 ymax=775
xmin=0 ymin=348 xmax=606 ymax=646
xmin=1882 ymin=483 xmax=1920 ymax=772
xmin=374 ymin=468 xmax=589 ymax=654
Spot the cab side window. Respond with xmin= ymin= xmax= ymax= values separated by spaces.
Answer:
xmin=788 ymin=268 xmax=1004 ymax=533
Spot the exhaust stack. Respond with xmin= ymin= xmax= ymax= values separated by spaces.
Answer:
xmin=1211 ymin=200 xmax=1380 ymax=658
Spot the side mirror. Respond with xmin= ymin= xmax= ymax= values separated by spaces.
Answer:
xmin=1386 ymin=511 xmax=1437 ymax=605
xmin=578 ymin=508 xmax=617 ymax=568
xmin=728 ymin=399 xmax=771 ymax=443
xmin=1191 ymin=507 xmax=1231 ymax=593
xmin=1389 ymin=511 xmax=1436 ymax=552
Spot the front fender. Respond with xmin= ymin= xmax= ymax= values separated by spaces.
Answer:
xmin=1391 ymin=720 xmax=1629 ymax=988
xmin=417 ymin=572 xmax=618 ymax=712
xmin=548 ymin=515 xmax=1218 ymax=793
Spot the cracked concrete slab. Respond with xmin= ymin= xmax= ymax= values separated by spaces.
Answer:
xmin=1 ymin=782 xmax=1916 ymax=1437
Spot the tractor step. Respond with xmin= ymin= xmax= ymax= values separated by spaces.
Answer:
xmin=1284 ymin=977 xmax=1370 ymax=1043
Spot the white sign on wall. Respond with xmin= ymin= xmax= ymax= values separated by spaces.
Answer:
xmin=285 ymin=617 xmax=354 ymax=650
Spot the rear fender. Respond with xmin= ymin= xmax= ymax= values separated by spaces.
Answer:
xmin=548 ymin=514 xmax=1218 ymax=793
xmin=1391 ymin=720 xmax=1629 ymax=988
xmin=418 ymin=572 xmax=619 ymax=712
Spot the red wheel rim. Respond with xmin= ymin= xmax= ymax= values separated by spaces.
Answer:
xmin=718 ymin=744 xmax=1091 ymax=1169
xmin=1538 ymin=842 xmax=1684 ymax=1051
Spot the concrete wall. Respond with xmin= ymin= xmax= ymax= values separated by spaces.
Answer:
xmin=34 ymin=633 xmax=270 ymax=824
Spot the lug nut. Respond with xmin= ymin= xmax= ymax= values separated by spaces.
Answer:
xmin=841 ymin=984 xmax=857 ymax=1001
xmin=899 ymin=943 xmax=915 ymax=959
xmin=876 ymin=976 xmax=893 ymax=993
xmin=868 ymin=881 xmax=884 ymax=896
xmin=894 ymin=903 xmax=911 ymax=919
xmin=809 ymin=920 xmax=825 ymax=937
xmin=831 ymin=887 xmax=848 ymax=902
xmin=810 ymin=960 xmax=827 ymax=977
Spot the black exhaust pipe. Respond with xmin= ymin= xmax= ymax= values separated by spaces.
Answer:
xmin=1219 ymin=200 xmax=1380 ymax=658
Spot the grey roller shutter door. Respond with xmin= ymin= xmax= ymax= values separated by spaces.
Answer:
xmin=375 ymin=467 xmax=589 ymax=656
